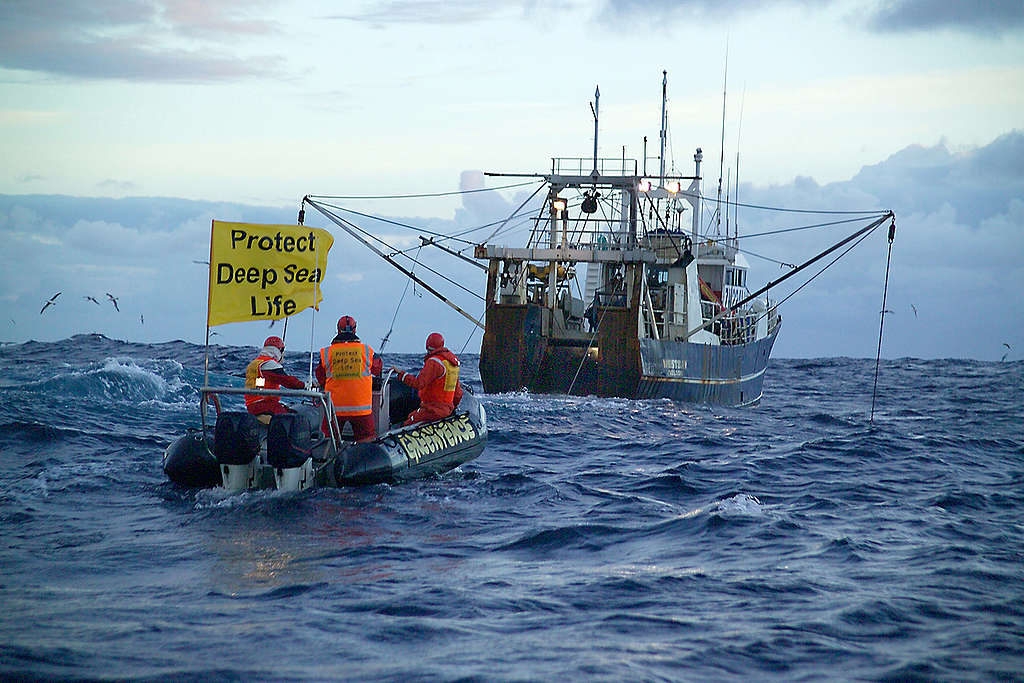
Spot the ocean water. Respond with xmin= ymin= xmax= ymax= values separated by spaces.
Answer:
xmin=1 ymin=334 xmax=1022 ymax=682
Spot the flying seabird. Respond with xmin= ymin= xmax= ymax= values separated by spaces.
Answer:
xmin=84 ymin=295 xmax=101 ymax=306
xmin=105 ymin=293 xmax=120 ymax=312
xmin=140 ymin=314 xmax=144 ymax=325
xmin=40 ymin=292 xmax=61 ymax=314
xmin=1004 ymin=343 xmax=1012 ymax=350
xmin=910 ymin=303 xmax=917 ymax=318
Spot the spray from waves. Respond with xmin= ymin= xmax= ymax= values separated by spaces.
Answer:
xmin=714 ymin=493 xmax=765 ymax=517
xmin=14 ymin=357 xmax=204 ymax=406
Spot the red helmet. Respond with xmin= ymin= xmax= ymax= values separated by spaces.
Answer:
xmin=337 ymin=315 xmax=356 ymax=333
xmin=264 ymin=336 xmax=285 ymax=350
xmin=425 ymin=332 xmax=444 ymax=352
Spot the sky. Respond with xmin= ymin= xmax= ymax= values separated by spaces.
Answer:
xmin=1 ymin=0 xmax=1022 ymax=360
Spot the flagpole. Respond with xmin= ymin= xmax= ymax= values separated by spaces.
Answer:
xmin=201 ymin=219 xmax=214 ymax=432
xmin=302 ymin=202 xmax=317 ymax=386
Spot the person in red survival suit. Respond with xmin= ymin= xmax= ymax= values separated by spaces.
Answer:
xmin=244 ymin=336 xmax=305 ymax=416
xmin=316 ymin=315 xmax=382 ymax=442
xmin=390 ymin=332 xmax=464 ymax=426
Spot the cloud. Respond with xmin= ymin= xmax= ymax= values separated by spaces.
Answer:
xmin=598 ymin=0 xmax=831 ymax=23
xmin=97 ymin=179 xmax=140 ymax=192
xmin=849 ymin=130 xmax=1024 ymax=224
xmin=0 ymin=0 xmax=284 ymax=82
xmin=598 ymin=0 xmax=1024 ymax=34
xmin=329 ymin=0 xmax=527 ymax=25
xmin=730 ymin=131 xmax=1024 ymax=358
xmin=866 ymin=0 xmax=1024 ymax=34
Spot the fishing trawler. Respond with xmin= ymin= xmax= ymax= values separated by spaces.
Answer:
xmin=474 ymin=75 xmax=779 ymax=406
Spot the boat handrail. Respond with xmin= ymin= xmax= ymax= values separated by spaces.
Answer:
xmin=202 ymin=386 xmax=326 ymax=399
xmin=551 ymin=156 xmax=638 ymax=177
xmin=199 ymin=386 xmax=342 ymax=451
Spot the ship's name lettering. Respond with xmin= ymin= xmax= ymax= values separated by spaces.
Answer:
xmin=397 ymin=414 xmax=476 ymax=463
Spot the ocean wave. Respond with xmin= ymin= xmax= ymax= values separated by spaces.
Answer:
xmin=714 ymin=493 xmax=766 ymax=517
xmin=1 ymin=340 xmax=1023 ymax=681
xmin=14 ymin=356 xmax=195 ymax=405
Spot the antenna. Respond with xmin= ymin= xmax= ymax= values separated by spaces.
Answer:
xmin=590 ymin=85 xmax=600 ymax=175
xmin=725 ymin=167 xmax=731 ymax=237
xmin=735 ymin=83 xmax=745 ymax=243
xmin=659 ymin=70 xmax=668 ymax=185
xmin=716 ymin=43 xmax=728 ymax=237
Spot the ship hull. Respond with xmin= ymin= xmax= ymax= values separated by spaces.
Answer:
xmin=636 ymin=325 xmax=780 ymax=406
xmin=480 ymin=303 xmax=779 ymax=407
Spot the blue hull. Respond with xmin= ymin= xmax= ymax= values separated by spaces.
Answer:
xmin=637 ymin=324 xmax=780 ymax=406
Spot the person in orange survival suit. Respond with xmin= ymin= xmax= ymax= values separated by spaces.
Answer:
xmin=244 ymin=336 xmax=306 ymax=416
xmin=390 ymin=332 xmax=463 ymax=426
xmin=315 ymin=315 xmax=382 ymax=442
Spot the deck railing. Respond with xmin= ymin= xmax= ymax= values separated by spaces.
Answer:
xmin=200 ymin=386 xmax=342 ymax=451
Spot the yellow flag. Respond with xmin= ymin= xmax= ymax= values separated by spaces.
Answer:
xmin=207 ymin=220 xmax=334 ymax=327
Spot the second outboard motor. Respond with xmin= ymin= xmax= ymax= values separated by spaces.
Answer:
xmin=214 ymin=411 xmax=262 ymax=491
xmin=267 ymin=405 xmax=322 ymax=491
xmin=387 ymin=378 xmax=420 ymax=427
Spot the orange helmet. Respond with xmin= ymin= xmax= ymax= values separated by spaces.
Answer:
xmin=425 ymin=332 xmax=444 ymax=352
xmin=264 ymin=336 xmax=285 ymax=350
xmin=337 ymin=315 xmax=356 ymax=333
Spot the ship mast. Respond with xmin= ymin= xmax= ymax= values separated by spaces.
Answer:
xmin=716 ymin=50 xmax=728 ymax=236
xmin=591 ymin=85 xmax=600 ymax=176
xmin=659 ymin=70 xmax=668 ymax=186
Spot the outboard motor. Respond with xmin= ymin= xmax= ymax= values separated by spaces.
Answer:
xmin=387 ymin=378 xmax=420 ymax=427
xmin=267 ymin=405 xmax=323 ymax=491
xmin=214 ymin=411 xmax=263 ymax=491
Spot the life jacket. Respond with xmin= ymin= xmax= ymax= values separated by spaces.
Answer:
xmin=244 ymin=355 xmax=284 ymax=413
xmin=419 ymin=348 xmax=459 ymax=406
xmin=320 ymin=342 xmax=374 ymax=416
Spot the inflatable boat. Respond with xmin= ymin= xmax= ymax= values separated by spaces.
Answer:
xmin=163 ymin=372 xmax=487 ymax=491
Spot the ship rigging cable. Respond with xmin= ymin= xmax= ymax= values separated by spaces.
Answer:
xmin=307 ymin=201 xmax=482 ymax=301
xmin=303 ymin=197 xmax=485 ymax=331
xmin=305 ymin=180 xmax=541 ymax=200
xmin=734 ymin=214 xmax=891 ymax=240
xmin=697 ymin=214 xmax=891 ymax=269
xmin=684 ymin=212 xmax=893 ymax=340
xmin=379 ymin=244 xmax=423 ymax=352
xmin=870 ymin=219 xmax=897 ymax=423
xmin=751 ymin=219 xmax=882 ymax=325
xmin=681 ymin=190 xmax=886 ymax=216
